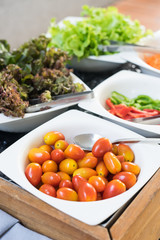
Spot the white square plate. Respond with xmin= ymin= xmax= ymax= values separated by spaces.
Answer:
xmin=79 ymin=70 xmax=160 ymax=137
xmin=0 ymin=109 xmax=159 ymax=225
xmin=0 ymin=73 xmax=90 ymax=132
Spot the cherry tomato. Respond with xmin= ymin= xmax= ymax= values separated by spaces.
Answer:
xmin=54 ymin=140 xmax=69 ymax=151
xmin=96 ymin=161 xmax=108 ymax=177
xmin=59 ymin=158 xmax=78 ymax=175
xmin=103 ymin=152 xmax=121 ymax=174
xmin=64 ymin=144 xmax=85 ymax=161
xmin=78 ymin=182 xmax=97 ymax=202
xmin=100 ymin=176 xmax=108 ymax=186
xmin=59 ymin=179 xmax=73 ymax=189
xmin=72 ymin=175 xmax=87 ymax=192
xmin=88 ymin=176 xmax=106 ymax=192
xmin=51 ymin=149 xmax=65 ymax=164
xmin=44 ymin=131 xmax=65 ymax=145
xmin=57 ymin=187 xmax=78 ymax=201
xmin=77 ymin=155 xmax=98 ymax=168
xmin=28 ymin=148 xmax=51 ymax=164
xmin=73 ymin=168 xmax=97 ymax=180
xmin=117 ymin=144 xmax=134 ymax=162
xmin=121 ymin=162 xmax=141 ymax=175
xmin=57 ymin=171 xmax=71 ymax=181
xmin=39 ymin=144 xmax=53 ymax=154
xmin=97 ymin=192 xmax=103 ymax=201
xmin=25 ymin=163 xmax=42 ymax=186
xmin=116 ymin=155 xmax=125 ymax=163
xmin=42 ymin=160 xmax=58 ymax=173
xmin=113 ymin=171 xmax=137 ymax=189
xmin=39 ymin=184 xmax=56 ymax=197
xmin=103 ymin=179 xmax=126 ymax=199
xmin=112 ymin=144 xmax=118 ymax=155
xmin=41 ymin=172 xmax=61 ymax=187
xmin=92 ymin=138 xmax=112 ymax=158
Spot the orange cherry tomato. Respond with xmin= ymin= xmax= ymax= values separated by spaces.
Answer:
xmin=113 ymin=171 xmax=137 ymax=189
xmin=39 ymin=184 xmax=56 ymax=197
xmin=28 ymin=148 xmax=51 ymax=164
xmin=77 ymin=155 xmax=98 ymax=168
xmin=41 ymin=172 xmax=61 ymax=187
xmin=103 ymin=152 xmax=121 ymax=174
xmin=59 ymin=179 xmax=73 ymax=189
xmin=59 ymin=158 xmax=78 ymax=175
xmin=117 ymin=144 xmax=134 ymax=162
xmin=64 ymin=144 xmax=85 ymax=161
xmin=121 ymin=162 xmax=141 ymax=175
xmin=57 ymin=171 xmax=71 ymax=181
xmin=96 ymin=161 xmax=108 ymax=177
xmin=112 ymin=144 xmax=118 ymax=155
xmin=103 ymin=179 xmax=126 ymax=199
xmin=73 ymin=168 xmax=97 ymax=180
xmin=92 ymin=138 xmax=112 ymax=158
xmin=44 ymin=131 xmax=65 ymax=145
xmin=25 ymin=163 xmax=42 ymax=186
xmin=57 ymin=187 xmax=78 ymax=201
xmin=88 ymin=176 xmax=106 ymax=192
xmin=72 ymin=175 xmax=87 ymax=192
xmin=42 ymin=160 xmax=58 ymax=173
xmin=78 ymin=182 xmax=97 ymax=202
xmin=39 ymin=145 xmax=53 ymax=154
xmin=51 ymin=149 xmax=65 ymax=164
xmin=54 ymin=140 xmax=69 ymax=151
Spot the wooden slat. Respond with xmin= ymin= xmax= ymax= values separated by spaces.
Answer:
xmin=110 ymin=168 xmax=160 ymax=240
xmin=0 ymin=178 xmax=110 ymax=240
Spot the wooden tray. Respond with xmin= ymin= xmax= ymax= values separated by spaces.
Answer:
xmin=0 ymin=168 xmax=160 ymax=240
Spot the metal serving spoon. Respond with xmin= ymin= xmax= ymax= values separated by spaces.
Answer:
xmin=73 ymin=133 xmax=160 ymax=151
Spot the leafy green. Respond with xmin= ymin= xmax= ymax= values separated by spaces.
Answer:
xmin=110 ymin=91 xmax=160 ymax=110
xmin=47 ymin=5 xmax=152 ymax=59
xmin=0 ymin=35 xmax=85 ymax=118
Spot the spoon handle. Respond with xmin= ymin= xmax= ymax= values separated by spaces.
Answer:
xmin=112 ymin=138 xmax=160 ymax=144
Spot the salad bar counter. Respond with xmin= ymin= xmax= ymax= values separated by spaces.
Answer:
xmin=0 ymin=63 xmax=160 ymax=240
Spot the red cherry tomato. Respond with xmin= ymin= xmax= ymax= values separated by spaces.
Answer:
xmin=39 ymin=184 xmax=56 ymax=197
xmin=113 ymin=171 xmax=137 ymax=189
xmin=57 ymin=187 xmax=78 ymax=201
xmin=78 ymin=182 xmax=97 ymax=202
xmin=44 ymin=131 xmax=65 ymax=145
xmin=28 ymin=148 xmax=51 ymax=164
xmin=92 ymin=138 xmax=112 ymax=158
xmin=41 ymin=172 xmax=61 ymax=187
xmin=72 ymin=175 xmax=87 ymax=192
xmin=59 ymin=179 xmax=73 ymax=189
xmin=51 ymin=149 xmax=65 ymax=164
xmin=64 ymin=144 xmax=85 ymax=161
xmin=103 ymin=179 xmax=126 ymax=199
xmin=88 ymin=176 xmax=106 ymax=192
xmin=25 ymin=163 xmax=42 ymax=186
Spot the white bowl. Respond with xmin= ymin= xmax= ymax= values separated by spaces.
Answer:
xmin=121 ymin=31 xmax=160 ymax=77
xmin=0 ymin=73 xmax=90 ymax=132
xmin=0 ymin=109 xmax=159 ymax=225
xmin=56 ymin=16 xmax=126 ymax=72
xmin=79 ymin=70 xmax=160 ymax=137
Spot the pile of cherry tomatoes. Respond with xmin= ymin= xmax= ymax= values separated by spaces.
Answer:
xmin=25 ymin=131 xmax=141 ymax=201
